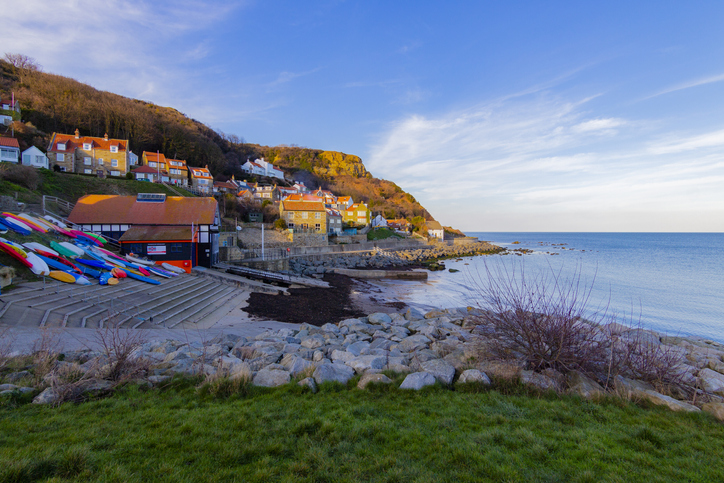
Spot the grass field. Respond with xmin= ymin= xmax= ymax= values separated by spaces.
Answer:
xmin=1 ymin=377 xmax=722 ymax=483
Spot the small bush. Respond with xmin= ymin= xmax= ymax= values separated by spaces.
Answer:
xmin=0 ymin=163 xmax=40 ymax=190
xmin=274 ymin=218 xmax=287 ymax=229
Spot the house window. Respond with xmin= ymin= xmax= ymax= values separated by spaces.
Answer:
xmin=111 ymin=170 xmax=120 ymax=177
xmin=315 ymin=212 xmax=321 ymax=219
xmin=315 ymin=223 xmax=321 ymax=230
xmin=84 ymin=169 xmax=92 ymax=174
xmin=83 ymin=143 xmax=91 ymax=150
xmin=57 ymin=143 xmax=66 ymax=150
xmin=301 ymin=212 xmax=308 ymax=219
xmin=58 ymin=166 xmax=66 ymax=172
xmin=148 ymin=161 xmax=157 ymax=167
xmin=57 ymin=153 xmax=64 ymax=162
xmin=170 ymin=243 xmax=183 ymax=253
xmin=358 ymin=211 xmax=365 ymax=217
xmin=288 ymin=222 xmax=294 ymax=228
xmin=84 ymin=157 xmax=92 ymax=165
xmin=110 ymin=145 xmax=118 ymax=153
xmin=98 ymin=158 xmax=104 ymax=165
xmin=112 ymin=159 xmax=118 ymax=167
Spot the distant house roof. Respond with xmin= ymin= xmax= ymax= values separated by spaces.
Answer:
xmin=132 ymin=165 xmax=166 ymax=174
xmin=68 ymin=195 xmax=218 ymax=225
xmin=49 ymin=131 xmax=128 ymax=152
xmin=427 ymin=221 xmax=443 ymax=231
xmin=214 ymin=181 xmax=236 ymax=190
xmin=190 ymin=166 xmax=213 ymax=179
xmin=284 ymin=193 xmax=322 ymax=202
xmin=0 ymin=137 xmax=20 ymax=148
xmin=281 ymin=200 xmax=326 ymax=212
xmin=347 ymin=203 xmax=368 ymax=211
xmin=119 ymin=225 xmax=193 ymax=242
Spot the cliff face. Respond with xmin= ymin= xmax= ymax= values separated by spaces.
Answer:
xmin=315 ymin=151 xmax=370 ymax=178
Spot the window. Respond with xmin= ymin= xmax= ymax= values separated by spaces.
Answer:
xmin=111 ymin=170 xmax=120 ymax=177
xmin=170 ymin=243 xmax=183 ymax=253
xmin=315 ymin=212 xmax=321 ymax=219
xmin=84 ymin=169 xmax=92 ymax=174
xmin=111 ymin=159 xmax=118 ymax=167
xmin=301 ymin=212 xmax=308 ymax=219
xmin=57 ymin=143 xmax=66 ymax=150
xmin=315 ymin=223 xmax=321 ymax=230
xmin=358 ymin=211 xmax=365 ymax=217
xmin=288 ymin=222 xmax=294 ymax=228
xmin=57 ymin=153 xmax=64 ymax=162
xmin=110 ymin=145 xmax=118 ymax=153
xmin=148 ymin=161 xmax=157 ymax=168
xmin=84 ymin=157 xmax=92 ymax=165
xmin=98 ymin=158 xmax=104 ymax=165
xmin=58 ymin=166 xmax=66 ymax=172
xmin=83 ymin=143 xmax=91 ymax=150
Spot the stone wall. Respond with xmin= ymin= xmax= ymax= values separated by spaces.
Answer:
xmin=332 ymin=234 xmax=367 ymax=244
xmin=291 ymin=233 xmax=328 ymax=247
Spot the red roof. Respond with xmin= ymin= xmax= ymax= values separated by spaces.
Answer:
xmin=0 ymin=137 xmax=20 ymax=148
xmin=49 ymin=132 xmax=128 ymax=153
xmin=132 ymin=165 xmax=167 ymax=174
xmin=281 ymin=200 xmax=326 ymax=212
xmin=68 ymin=195 xmax=218 ymax=225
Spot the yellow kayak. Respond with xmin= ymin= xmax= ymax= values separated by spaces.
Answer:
xmin=48 ymin=271 xmax=77 ymax=283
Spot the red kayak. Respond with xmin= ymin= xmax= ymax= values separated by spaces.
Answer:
xmin=0 ymin=241 xmax=33 ymax=268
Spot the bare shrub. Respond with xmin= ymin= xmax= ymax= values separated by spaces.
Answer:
xmin=0 ymin=326 xmax=16 ymax=373
xmin=467 ymin=259 xmax=686 ymax=393
xmin=31 ymin=328 xmax=63 ymax=385
xmin=0 ymin=163 xmax=40 ymax=190
xmin=93 ymin=323 xmax=149 ymax=382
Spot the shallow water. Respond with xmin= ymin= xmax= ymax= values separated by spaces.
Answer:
xmin=368 ymin=233 xmax=724 ymax=342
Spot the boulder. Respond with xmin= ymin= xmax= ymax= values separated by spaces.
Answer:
xmin=313 ymin=364 xmax=356 ymax=385
xmin=457 ymin=369 xmax=491 ymax=385
xmin=346 ymin=355 xmax=386 ymax=374
xmin=699 ymin=368 xmax=724 ymax=395
xmin=702 ymin=402 xmax=724 ymax=421
xmin=368 ymin=313 xmax=393 ymax=325
xmin=566 ymin=371 xmax=605 ymax=399
xmin=420 ymin=359 xmax=456 ymax=385
xmin=357 ymin=373 xmax=392 ymax=389
xmin=253 ymin=368 xmax=291 ymax=387
xmin=346 ymin=341 xmax=371 ymax=356
xmin=32 ymin=387 xmax=60 ymax=405
xmin=399 ymin=372 xmax=437 ymax=390
xmin=398 ymin=334 xmax=432 ymax=353
xmin=298 ymin=377 xmax=318 ymax=393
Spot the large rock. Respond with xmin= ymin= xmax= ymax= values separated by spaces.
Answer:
xmin=398 ymin=334 xmax=431 ymax=353
xmin=614 ymin=376 xmax=699 ymax=412
xmin=253 ymin=368 xmax=291 ymax=387
xmin=566 ymin=371 xmax=605 ymax=399
xmin=457 ymin=369 xmax=490 ymax=384
xmin=368 ymin=313 xmax=392 ymax=326
xmin=521 ymin=371 xmax=559 ymax=391
xmin=32 ymin=387 xmax=60 ymax=405
xmin=346 ymin=355 xmax=386 ymax=374
xmin=702 ymin=402 xmax=724 ymax=421
xmin=313 ymin=364 xmax=356 ymax=385
xmin=357 ymin=373 xmax=392 ymax=389
xmin=420 ymin=359 xmax=456 ymax=385
xmin=399 ymin=372 xmax=437 ymax=390
xmin=330 ymin=349 xmax=354 ymax=363
xmin=698 ymin=368 xmax=724 ymax=395
xmin=346 ymin=341 xmax=371 ymax=356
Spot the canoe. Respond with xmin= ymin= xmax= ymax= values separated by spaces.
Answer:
xmin=148 ymin=266 xmax=172 ymax=278
xmin=3 ymin=213 xmax=46 ymax=233
xmin=0 ymin=241 xmax=32 ymax=267
xmin=126 ymin=254 xmax=155 ymax=266
xmin=36 ymin=254 xmax=82 ymax=274
xmin=48 ymin=271 xmax=77 ymax=283
xmin=59 ymin=242 xmax=85 ymax=257
xmin=83 ymin=232 xmax=107 ymax=244
xmin=69 ymin=230 xmax=103 ymax=246
xmin=26 ymin=252 xmax=50 ymax=276
xmin=77 ymin=265 xmax=102 ymax=279
xmin=43 ymin=215 xmax=68 ymax=229
xmin=23 ymin=242 xmax=59 ymax=257
xmin=76 ymin=258 xmax=114 ymax=270
xmin=51 ymin=241 xmax=79 ymax=258
xmin=120 ymin=268 xmax=161 ymax=285
xmin=161 ymin=262 xmax=186 ymax=274
xmin=18 ymin=214 xmax=55 ymax=232
xmin=1 ymin=217 xmax=32 ymax=235
xmin=95 ymin=246 xmax=126 ymax=262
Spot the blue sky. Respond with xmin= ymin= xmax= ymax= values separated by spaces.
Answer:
xmin=5 ymin=1 xmax=724 ymax=231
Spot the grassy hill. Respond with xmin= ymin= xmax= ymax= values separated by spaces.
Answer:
xmin=0 ymin=58 xmax=432 ymax=223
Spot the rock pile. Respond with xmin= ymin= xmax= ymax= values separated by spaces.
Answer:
xmin=9 ymin=306 xmax=724 ymax=420
xmin=289 ymin=242 xmax=502 ymax=275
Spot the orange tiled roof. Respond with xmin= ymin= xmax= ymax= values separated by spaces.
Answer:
xmin=167 ymin=158 xmax=188 ymax=170
xmin=284 ymin=193 xmax=322 ymax=202
xmin=50 ymin=132 xmax=128 ymax=152
xmin=0 ymin=137 xmax=20 ymax=148
xmin=190 ymin=167 xmax=213 ymax=179
xmin=68 ymin=195 xmax=217 ymax=225
xmin=281 ymin=200 xmax=326 ymax=212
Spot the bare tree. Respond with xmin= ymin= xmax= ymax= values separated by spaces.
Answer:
xmin=3 ymin=53 xmax=41 ymax=81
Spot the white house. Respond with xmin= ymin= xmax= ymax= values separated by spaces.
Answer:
xmin=426 ymin=220 xmax=444 ymax=240
xmin=21 ymin=146 xmax=49 ymax=169
xmin=371 ymin=214 xmax=388 ymax=228
xmin=241 ymin=158 xmax=285 ymax=180
xmin=128 ymin=151 xmax=139 ymax=166
xmin=0 ymin=137 xmax=20 ymax=163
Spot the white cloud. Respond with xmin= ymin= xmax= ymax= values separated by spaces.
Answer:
xmin=571 ymin=118 xmax=625 ymax=133
xmin=645 ymin=72 xmax=724 ymax=100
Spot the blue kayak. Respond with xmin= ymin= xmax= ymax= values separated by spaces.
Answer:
xmin=1 ymin=217 xmax=31 ymax=236
xmin=120 ymin=268 xmax=161 ymax=285
xmin=76 ymin=258 xmax=115 ymax=271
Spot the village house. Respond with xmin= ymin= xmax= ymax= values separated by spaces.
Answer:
xmin=279 ymin=199 xmax=327 ymax=233
xmin=0 ymin=96 xmax=20 ymax=126
xmin=343 ymin=202 xmax=371 ymax=227
xmin=427 ymin=220 xmax=444 ymax=240
xmin=326 ymin=208 xmax=343 ymax=235
xmin=0 ymin=137 xmax=20 ymax=163
xmin=141 ymin=152 xmax=189 ymax=186
xmin=21 ymin=146 xmax=49 ymax=169
xmin=131 ymin=165 xmax=166 ymax=183
xmin=253 ymin=184 xmax=279 ymax=202
xmin=67 ymin=193 xmax=220 ymax=271
xmin=213 ymin=180 xmax=237 ymax=194
xmin=47 ymin=130 xmax=129 ymax=176
xmin=241 ymin=158 xmax=285 ymax=180
xmin=387 ymin=218 xmax=412 ymax=233
xmin=371 ymin=214 xmax=388 ymax=228
xmin=335 ymin=195 xmax=353 ymax=211
xmin=190 ymin=166 xmax=214 ymax=194
xmin=236 ymin=189 xmax=255 ymax=203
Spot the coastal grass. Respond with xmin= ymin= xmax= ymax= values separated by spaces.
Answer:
xmin=1 ymin=378 xmax=723 ymax=482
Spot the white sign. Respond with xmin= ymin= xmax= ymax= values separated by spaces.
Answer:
xmin=147 ymin=245 xmax=166 ymax=255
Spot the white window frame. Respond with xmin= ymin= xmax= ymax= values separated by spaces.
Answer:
xmin=112 ymin=159 xmax=118 ymax=167
xmin=98 ymin=158 xmax=104 ymax=165
xmin=148 ymin=161 xmax=157 ymax=168
xmin=111 ymin=170 xmax=120 ymax=177
xmin=57 ymin=153 xmax=64 ymax=162
xmin=84 ymin=169 xmax=92 ymax=174
xmin=83 ymin=143 xmax=91 ymax=150
xmin=110 ymin=145 xmax=118 ymax=153
xmin=84 ymin=157 xmax=92 ymax=166
xmin=57 ymin=143 xmax=66 ymax=150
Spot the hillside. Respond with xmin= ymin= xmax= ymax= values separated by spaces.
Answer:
xmin=0 ymin=58 xmax=432 ymax=223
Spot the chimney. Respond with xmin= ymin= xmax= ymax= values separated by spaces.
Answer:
xmin=104 ymin=133 xmax=109 ymax=141
xmin=74 ymin=129 xmax=80 ymax=139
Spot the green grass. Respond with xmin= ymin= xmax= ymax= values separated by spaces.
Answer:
xmin=1 ymin=378 xmax=722 ymax=482
xmin=367 ymin=227 xmax=401 ymax=241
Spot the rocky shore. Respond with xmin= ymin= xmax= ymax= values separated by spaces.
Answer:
xmin=288 ymin=240 xmax=503 ymax=276
xmin=6 ymin=306 xmax=724 ymax=422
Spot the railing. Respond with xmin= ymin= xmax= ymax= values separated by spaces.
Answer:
xmin=42 ymin=195 xmax=75 ymax=217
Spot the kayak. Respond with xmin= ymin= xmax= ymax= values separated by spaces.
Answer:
xmin=26 ymin=252 xmax=50 ymax=276
xmin=76 ymin=258 xmax=115 ymax=271
xmin=77 ymin=265 xmax=102 ymax=279
xmin=23 ymin=242 xmax=59 ymax=257
xmin=83 ymin=232 xmax=107 ymax=244
xmin=1 ymin=217 xmax=32 ymax=236
xmin=148 ymin=266 xmax=172 ymax=278
xmin=111 ymin=267 xmax=127 ymax=278
xmin=3 ymin=213 xmax=46 ymax=233
xmin=43 ymin=215 xmax=68 ymax=229
xmin=36 ymin=254 xmax=82 ymax=274
xmin=161 ymin=262 xmax=186 ymax=274
xmin=18 ymin=214 xmax=55 ymax=232
xmin=59 ymin=242 xmax=85 ymax=257
xmin=48 ymin=270 xmax=77 ymax=284
xmin=0 ymin=241 xmax=32 ymax=267
xmin=51 ymin=241 xmax=79 ymax=258
xmin=120 ymin=268 xmax=160 ymax=285
xmin=126 ymin=254 xmax=155 ymax=266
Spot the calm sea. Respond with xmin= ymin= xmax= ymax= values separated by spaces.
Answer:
xmin=367 ymin=233 xmax=724 ymax=342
